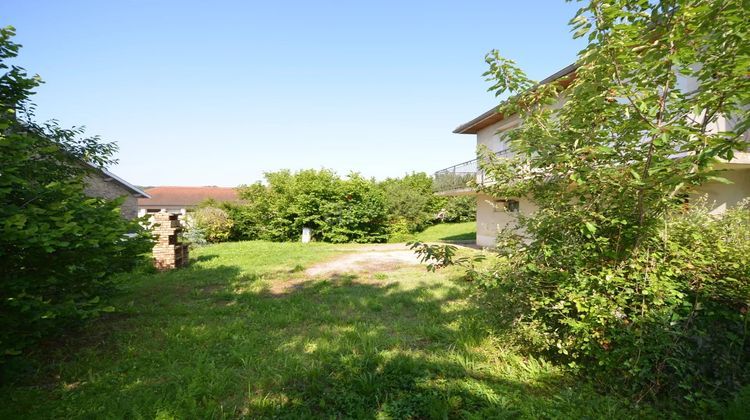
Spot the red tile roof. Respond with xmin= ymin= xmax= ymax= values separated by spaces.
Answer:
xmin=138 ymin=186 xmax=240 ymax=207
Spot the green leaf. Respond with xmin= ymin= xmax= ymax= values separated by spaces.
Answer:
xmin=584 ymin=222 xmax=597 ymax=234
xmin=706 ymin=176 xmax=733 ymax=185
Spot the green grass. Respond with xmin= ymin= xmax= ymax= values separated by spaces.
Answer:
xmin=412 ymin=221 xmax=477 ymax=242
xmin=2 ymin=241 xmax=652 ymax=418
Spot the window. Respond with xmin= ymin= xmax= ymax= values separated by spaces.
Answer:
xmin=494 ymin=199 xmax=519 ymax=213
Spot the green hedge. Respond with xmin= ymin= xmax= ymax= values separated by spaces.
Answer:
xmin=204 ymin=171 xmax=477 ymax=244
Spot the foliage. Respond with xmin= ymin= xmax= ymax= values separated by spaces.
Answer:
xmin=432 ymin=172 xmax=475 ymax=194
xmin=379 ymin=172 xmax=443 ymax=234
xmin=210 ymin=172 xmax=474 ymax=244
xmin=180 ymin=223 xmax=207 ymax=247
xmin=384 ymin=217 xmax=413 ymax=242
xmin=236 ymin=169 xmax=390 ymax=243
xmin=437 ymin=195 xmax=476 ymax=223
xmin=512 ymin=204 xmax=749 ymax=408
xmin=416 ymin=205 xmax=750 ymax=413
xmin=481 ymin=0 xmax=750 ymax=409
xmin=0 ymin=26 xmax=153 ymax=362
xmin=408 ymin=242 xmax=485 ymax=273
xmin=724 ymin=385 xmax=750 ymax=419
xmin=218 ymin=200 xmax=258 ymax=241
xmin=191 ymin=207 xmax=233 ymax=243
xmin=416 ymin=0 xmax=750 ymax=413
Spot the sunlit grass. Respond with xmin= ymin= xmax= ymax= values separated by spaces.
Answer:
xmin=2 ymin=241 xmax=651 ymax=418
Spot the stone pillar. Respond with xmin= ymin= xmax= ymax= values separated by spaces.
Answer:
xmin=152 ymin=211 xmax=189 ymax=270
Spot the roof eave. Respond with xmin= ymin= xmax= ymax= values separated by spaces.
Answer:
xmin=88 ymin=163 xmax=150 ymax=198
xmin=453 ymin=63 xmax=578 ymax=135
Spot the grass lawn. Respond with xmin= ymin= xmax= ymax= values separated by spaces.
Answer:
xmin=402 ymin=221 xmax=476 ymax=243
xmin=2 ymin=241 xmax=651 ymax=418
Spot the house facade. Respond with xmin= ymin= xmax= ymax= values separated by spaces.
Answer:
xmin=437 ymin=65 xmax=750 ymax=248
xmin=84 ymin=166 xmax=150 ymax=219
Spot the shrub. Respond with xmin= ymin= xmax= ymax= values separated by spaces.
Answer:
xmin=414 ymin=202 xmax=749 ymax=412
xmin=386 ymin=217 xmax=414 ymax=243
xmin=318 ymin=174 xmax=389 ymax=243
xmin=234 ymin=170 xmax=389 ymax=243
xmin=181 ymin=224 xmax=207 ymax=246
xmin=413 ymin=0 xmax=749 ymax=412
xmin=379 ymin=172 xmax=443 ymax=234
xmin=0 ymin=26 xmax=153 ymax=362
xmin=437 ymin=196 xmax=476 ymax=223
xmin=505 ymin=202 xmax=750 ymax=408
xmin=220 ymin=201 xmax=259 ymax=241
xmin=221 ymin=172 xmax=475 ymax=243
xmin=192 ymin=207 xmax=233 ymax=243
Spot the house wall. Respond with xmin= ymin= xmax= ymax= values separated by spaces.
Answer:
xmin=474 ymin=168 xmax=749 ymax=248
xmin=477 ymin=116 xmax=519 ymax=154
xmin=693 ymin=168 xmax=750 ymax=214
xmin=84 ymin=174 xmax=139 ymax=219
xmin=476 ymin=193 xmax=538 ymax=248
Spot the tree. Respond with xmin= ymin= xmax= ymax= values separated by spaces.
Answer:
xmin=379 ymin=172 xmax=442 ymax=233
xmin=482 ymin=0 xmax=748 ymax=257
xmin=0 ymin=26 xmax=152 ymax=361
xmin=413 ymin=0 xmax=749 ymax=410
xmin=235 ymin=169 xmax=390 ymax=243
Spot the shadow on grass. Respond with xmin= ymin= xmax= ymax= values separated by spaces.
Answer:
xmin=192 ymin=254 xmax=219 ymax=263
xmin=1 ymin=261 xmax=635 ymax=419
xmin=439 ymin=232 xmax=477 ymax=242
xmin=233 ymin=280 xmax=557 ymax=418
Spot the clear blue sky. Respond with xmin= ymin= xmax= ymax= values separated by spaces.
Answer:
xmin=3 ymin=1 xmax=583 ymax=187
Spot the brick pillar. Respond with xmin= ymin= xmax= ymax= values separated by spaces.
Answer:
xmin=152 ymin=211 xmax=189 ymax=270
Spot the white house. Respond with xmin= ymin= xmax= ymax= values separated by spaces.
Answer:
xmin=437 ymin=64 xmax=750 ymax=248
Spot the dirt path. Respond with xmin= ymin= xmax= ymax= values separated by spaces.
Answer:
xmin=271 ymin=243 xmax=478 ymax=294
xmin=305 ymin=244 xmax=422 ymax=277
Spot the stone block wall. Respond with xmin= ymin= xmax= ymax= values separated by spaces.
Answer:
xmin=84 ymin=174 xmax=139 ymax=219
xmin=152 ymin=211 xmax=189 ymax=270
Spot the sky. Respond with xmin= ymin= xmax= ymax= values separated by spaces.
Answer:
xmin=2 ymin=1 xmax=584 ymax=187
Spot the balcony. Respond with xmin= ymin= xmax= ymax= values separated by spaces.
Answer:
xmin=432 ymin=149 xmax=511 ymax=194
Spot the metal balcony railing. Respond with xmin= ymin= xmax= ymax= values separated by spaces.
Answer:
xmin=432 ymin=149 xmax=512 ymax=193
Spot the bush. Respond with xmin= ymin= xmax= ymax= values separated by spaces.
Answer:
xmin=416 ymin=201 xmax=749 ymax=412
xmin=192 ymin=207 xmax=233 ymax=243
xmin=0 ymin=26 xmax=153 ymax=362
xmin=219 ymin=172 xmax=475 ymax=244
xmin=385 ymin=217 xmax=414 ymax=243
xmin=234 ymin=170 xmax=389 ymax=243
xmin=220 ymin=201 xmax=259 ymax=241
xmin=379 ymin=173 xmax=443 ymax=234
xmin=180 ymin=224 xmax=207 ymax=247
xmin=437 ymin=196 xmax=476 ymax=223
xmin=513 ymin=202 xmax=750 ymax=410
